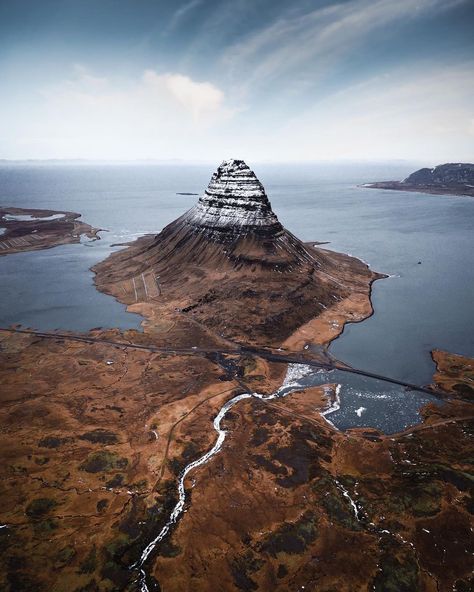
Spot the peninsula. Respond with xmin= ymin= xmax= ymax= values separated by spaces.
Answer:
xmin=364 ymin=162 xmax=474 ymax=197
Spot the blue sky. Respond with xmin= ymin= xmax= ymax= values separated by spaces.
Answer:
xmin=1 ymin=0 xmax=473 ymax=161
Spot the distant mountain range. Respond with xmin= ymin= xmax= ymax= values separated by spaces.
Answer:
xmin=364 ymin=162 xmax=474 ymax=197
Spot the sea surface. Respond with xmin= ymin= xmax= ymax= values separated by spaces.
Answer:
xmin=1 ymin=161 xmax=472 ymax=432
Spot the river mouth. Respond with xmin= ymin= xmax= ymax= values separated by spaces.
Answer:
xmin=282 ymin=365 xmax=441 ymax=434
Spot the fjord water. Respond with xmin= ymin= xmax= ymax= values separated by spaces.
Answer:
xmin=1 ymin=162 xmax=472 ymax=431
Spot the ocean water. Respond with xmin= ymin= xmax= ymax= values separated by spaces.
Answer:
xmin=259 ymin=164 xmax=473 ymax=380
xmin=0 ymin=162 xmax=472 ymax=431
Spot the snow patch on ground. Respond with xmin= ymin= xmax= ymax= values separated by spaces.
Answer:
xmin=321 ymin=383 xmax=341 ymax=428
xmin=3 ymin=213 xmax=66 ymax=222
xmin=281 ymin=363 xmax=314 ymax=387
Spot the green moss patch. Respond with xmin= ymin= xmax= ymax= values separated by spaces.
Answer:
xmin=38 ymin=436 xmax=72 ymax=448
xmin=79 ymin=547 xmax=97 ymax=574
xmin=79 ymin=451 xmax=128 ymax=473
xmin=260 ymin=511 xmax=318 ymax=557
xmin=159 ymin=539 xmax=182 ymax=558
xmin=105 ymin=474 xmax=124 ymax=488
xmin=268 ymin=425 xmax=332 ymax=488
xmin=230 ymin=550 xmax=264 ymax=591
xmin=79 ymin=429 xmax=119 ymax=445
xmin=55 ymin=546 xmax=76 ymax=566
xmin=373 ymin=549 xmax=419 ymax=592
xmin=105 ymin=534 xmax=131 ymax=559
xmin=25 ymin=497 xmax=58 ymax=518
xmin=33 ymin=518 xmax=58 ymax=534
xmin=321 ymin=491 xmax=361 ymax=529
xmin=389 ymin=482 xmax=442 ymax=517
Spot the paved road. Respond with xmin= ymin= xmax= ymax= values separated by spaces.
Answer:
xmin=0 ymin=327 xmax=446 ymax=397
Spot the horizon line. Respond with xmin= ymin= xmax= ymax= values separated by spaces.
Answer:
xmin=0 ymin=157 xmax=434 ymax=166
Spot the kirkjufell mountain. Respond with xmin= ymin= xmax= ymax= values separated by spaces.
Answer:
xmin=184 ymin=158 xmax=284 ymax=240
xmin=94 ymin=159 xmax=376 ymax=343
xmin=104 ymin=159 xmax=316 ymax=271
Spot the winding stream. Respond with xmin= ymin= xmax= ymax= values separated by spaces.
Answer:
xmin=132 ymin=392 xmax=253 ymax=589
xmin=132 ymin=364 xmax=336 ymax=590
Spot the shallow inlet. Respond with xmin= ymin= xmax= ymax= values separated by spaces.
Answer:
xmin=2 ymin=213 xmax=66 ymax=222
xmin=0 ymin=238 xmax=142 ymax=332
xmin=282 ymin=366 xmax=440 ymax=434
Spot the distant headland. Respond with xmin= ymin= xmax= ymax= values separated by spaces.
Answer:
xmin=0 ymin=206 xmax=100 ymax=255
xmin=363 ymin=162 xmax=474 ymax=197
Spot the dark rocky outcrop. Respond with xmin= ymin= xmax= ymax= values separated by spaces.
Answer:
xmin=404 ymin=163 xmax=474 ymax=186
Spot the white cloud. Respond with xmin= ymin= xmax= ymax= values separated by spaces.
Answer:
xmin=144 ymin=71 xmax=228 ymax=122
xmin=6 ymin=67 xmax=235 ymax=159
xmin=266 ymin=61 xmax=474 ymax=161
xmin=2 ymin=59 xmax=472 ymax=162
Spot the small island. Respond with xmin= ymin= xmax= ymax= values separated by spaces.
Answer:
xmin=363 ymin=162 xmax=474 ymax=197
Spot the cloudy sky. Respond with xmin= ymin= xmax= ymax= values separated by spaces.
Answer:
xmin=1 ymin=0 xmax=473 ymax=161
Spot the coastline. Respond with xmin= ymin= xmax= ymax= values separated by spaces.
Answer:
xmin=89 ymin=236 xmax=383 ymax=397
xmin=282 ymin=263 xmax=384 ymax=352
xmin=429 ymin=349 xmax=474 ymax=399
xmin=361 ymin=181 xmax=474 ymax=197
